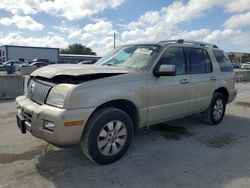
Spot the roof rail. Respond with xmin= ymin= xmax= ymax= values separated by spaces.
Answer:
xmin=161 ymin=39 xmax=219 ymax=49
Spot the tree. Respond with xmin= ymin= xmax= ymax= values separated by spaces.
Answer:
xmin=227 ymin=53 xmax=236 ymax=63
xmin=60 ymin=43 xmax=96 ymax=55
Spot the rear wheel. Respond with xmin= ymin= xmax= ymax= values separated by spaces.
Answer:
xmin=80 ymin=107 xmax=133 ymax=164
xmin=201 ymin=92 xmax=226 ymax=125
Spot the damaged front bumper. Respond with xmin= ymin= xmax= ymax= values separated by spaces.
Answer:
xmin=16 ymin=95 xmax=95 ymax=146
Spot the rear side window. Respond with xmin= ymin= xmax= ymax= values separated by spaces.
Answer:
xmin=213 ymin=50 xmax=233 ymax=72
xmin=187 ymin=48 xmax=212 ymax=74
xmin=188 ymin=48 xmax=206 ymax=74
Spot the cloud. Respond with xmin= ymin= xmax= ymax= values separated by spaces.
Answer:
xmin=116 ymin=0 xmax=250 ymax=53
xmin=54 ymin=20 xmax=115 ymax=38
xmin=53 ymin=19 xmax=116 ymax=55
xmin=0 ymin=0 xmax=39 ymax=14
xmin=84 ymin=20 xmax=115 ymax=35
xmin=170 ymin=29 xmax=211 ymax=41
xmin=223 ymin=0 xmax=250 ymax=13
xmin=0 ymin=33 xmax=69 ymax=48
xmin=0 ymin=15 xmax=44 ymax=30
xmin=171 ymin=28 xmax=250 ymax=52
xmin=120 ymin=0 xmax=220 ymax=43
xmin=0 ymin=0 xmax=124 ymax=20
xmin=224 ymin=12 xmax=250 ymax=28
xmin=40 ymin=0 xmax=124 ymax=20
xmin=87 ymin=36 xmax=115 ymax=55
xmin=204 ymin=29 xmax=250 ymax=47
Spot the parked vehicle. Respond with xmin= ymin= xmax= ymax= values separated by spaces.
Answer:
xmin=241 ymin=62 xmax=250 ymax=69
xmin=78 ymin=60 xmax=95 ymax=65
xmin=0 ymin=60 xmax=29 ymax=67
xmin=16 ymin=40 xmax=237 ymax=164
xmin=30 ymin=62 xmax=49 ymax=68
xmin=30 ymin=58 xmax=49 ymax=64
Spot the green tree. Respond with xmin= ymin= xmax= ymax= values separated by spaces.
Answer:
xmin=60 ymin=43 xmax=96 ymax=55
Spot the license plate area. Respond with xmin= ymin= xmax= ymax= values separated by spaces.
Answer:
xmin=16 ymin=114 xmax=26 ymax=134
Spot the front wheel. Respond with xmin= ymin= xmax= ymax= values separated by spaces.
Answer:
xmin=201 ymin=92 xmax=226 ymax=125
xmin=80 ymin=107 xmax=133 ymax=164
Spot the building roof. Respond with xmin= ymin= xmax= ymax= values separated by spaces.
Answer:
xmin=60 ymin=53 xmax=101 ymax=58
xmin=0 ymin=45 xmax=59 ymax=50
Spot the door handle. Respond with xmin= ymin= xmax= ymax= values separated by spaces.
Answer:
xmin=210 ymin=76 xmax=216 ymax=81
xmin=180 ymin=79 xmax=189 ymax=84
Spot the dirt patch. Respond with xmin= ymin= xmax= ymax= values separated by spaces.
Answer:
xmin=153 ymin=124 xmax=194 ymax=140
xmin=0 ymin=144 xmax=59 ymax=164
xmin=235 ymin=101 xmax=250 ymax=108
xmin=198 ymin=132 xmax=241 ymax=149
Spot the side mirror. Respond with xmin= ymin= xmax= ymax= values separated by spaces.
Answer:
xmin=154 ymin=64 xmax=176 ymax=77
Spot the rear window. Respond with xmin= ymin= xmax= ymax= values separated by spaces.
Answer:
xmin=213 ymin=50 xmax=233 ymax=72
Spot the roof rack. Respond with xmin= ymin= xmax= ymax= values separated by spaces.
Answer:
xmin=161 ymin=39 xmax=219 ymax=49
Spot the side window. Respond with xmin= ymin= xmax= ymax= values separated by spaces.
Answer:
xmin=203 ymin=49 xmax=212 ymax=73
xmin=158 ymin=47 xmax=186 ymax=75
xmin=188 ymin=48 xmax=206 ymax=74
xmin=212 ymin=50 xmax=233 ymax=72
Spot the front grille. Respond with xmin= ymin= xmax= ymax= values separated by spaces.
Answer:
xmin=27 ymin=79 xmax=54 ymax=104
xmin=21 ymin=110 xmax=32 ymax=122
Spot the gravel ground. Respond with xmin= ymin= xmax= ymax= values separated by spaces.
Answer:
xmin=0 ymin=83 xmax=250 ymax=188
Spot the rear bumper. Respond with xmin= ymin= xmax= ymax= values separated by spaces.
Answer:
xmin=16 ymin=96 xmax=95 ymax=146
xmin=228 ymin=88 xmax=237 ymax=104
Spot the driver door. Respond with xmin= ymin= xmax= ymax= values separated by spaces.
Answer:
xmin=147 ymin=46 xmax=192 ymax=125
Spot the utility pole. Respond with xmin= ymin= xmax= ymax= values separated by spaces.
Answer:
xmin=113 ymin=33 xmax=116 ymax=49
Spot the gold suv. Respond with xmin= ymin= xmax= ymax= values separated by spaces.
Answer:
xmin=16 ymin=40 xmax=237 ymax=164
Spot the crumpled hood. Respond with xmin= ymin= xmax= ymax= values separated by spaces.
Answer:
xmin=31 ymin=64 xmax=134 ymax=79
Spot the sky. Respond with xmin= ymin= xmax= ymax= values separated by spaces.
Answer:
xmin=0 ymin=0 xmax=250 ymax=56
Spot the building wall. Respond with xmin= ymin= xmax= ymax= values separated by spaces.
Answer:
xmin=6 ymin=46 xmax=59 ymax=62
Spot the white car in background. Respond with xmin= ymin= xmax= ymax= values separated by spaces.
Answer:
xmin=241 ymin=62 xmax=250 ymax=69
xmin=0 ymin=60 xmax=29 ymax=68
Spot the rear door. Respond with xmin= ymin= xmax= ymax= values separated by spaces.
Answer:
xmin=186 ymin=47 xmax=216 ymax=113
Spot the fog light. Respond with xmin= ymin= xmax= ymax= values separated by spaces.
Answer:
xmin=43 ymin=121 xmax=55 ymax=131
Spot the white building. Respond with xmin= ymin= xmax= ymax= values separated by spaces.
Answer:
xmin=0 ymin=45 xmax=59 ymax=63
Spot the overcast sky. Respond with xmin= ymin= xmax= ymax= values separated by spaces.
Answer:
xmin=0 ymin=0 xmax=250 ymax=56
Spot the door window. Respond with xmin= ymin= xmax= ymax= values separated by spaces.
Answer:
xmin=188 ymin=48 xmax=206 ymax=74
xmin=157 ymin=47 xmax=186 ymax=75
xmin=203 ymin=49 xmax=212 ymax=73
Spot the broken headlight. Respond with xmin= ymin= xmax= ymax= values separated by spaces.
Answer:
xmin=46 ymin=84 xmax=74 ymax=108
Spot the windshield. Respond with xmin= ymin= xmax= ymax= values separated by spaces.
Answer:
xmin=96 ymin=45 xmax=160 ymax=70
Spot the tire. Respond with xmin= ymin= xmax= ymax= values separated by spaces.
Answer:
xmin=201 ymin=92 xmax=226 ymax=125
xmin=80 ymin=107 xmax=133 ymax=164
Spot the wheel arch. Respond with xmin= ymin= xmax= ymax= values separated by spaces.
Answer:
xmin=86 ymin=99 xmax=139 ymax=133
xmin=214 ymin=87 xmax=229 ymax=103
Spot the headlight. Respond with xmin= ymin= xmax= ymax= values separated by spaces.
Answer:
xmin=46 ymin=84 xmax=74 ymax=108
